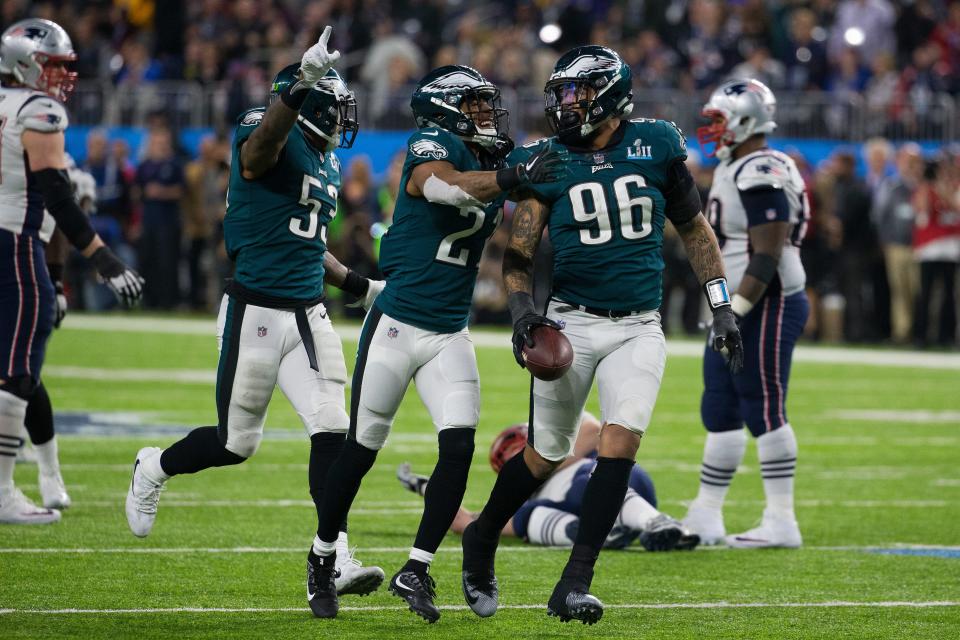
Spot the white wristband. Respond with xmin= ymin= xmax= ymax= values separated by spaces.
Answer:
xmin=731 ymin=293 xmax=754 ymax=317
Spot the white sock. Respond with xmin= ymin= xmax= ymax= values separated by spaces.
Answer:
xmin=757 ymin=424 xmax=797 ymax=519
xmin=335 ymin=531 xmax=349 ymax=562
xmin=526 ymin=506 xmax=577 ymax=546
xmin=619 ymin=489 xmax=661 ymax=530
xmin=141 ymin=449 xmax=170 ymax=483
xmin=0 ymin=390 xmax=28 ymax=491
xmin=409 ymin=547 xmax=434 ymax=566
xmin=313 ymin=534 xmax=336 ymax=557
xmin=34 ymin=436 xmax=60 ymax=476
xmin=692 ymin=429 xmax=747 ymax=510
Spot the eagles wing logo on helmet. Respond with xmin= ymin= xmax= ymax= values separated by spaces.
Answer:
xmin=550 ymin=54 xmax=621 ymax=80
xmin=410 ymin=139 xmax=448 ymax=160
xmin=420 ymin=70 xmax=486 ymax=92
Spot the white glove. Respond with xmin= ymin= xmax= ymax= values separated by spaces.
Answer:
xmin=103 ymin=270 xmax=145 ymax=308
xmin=293 ymin=26 xmax=340 ymax=92
xmin=347 ymin=279 xmax=384 ymax=311
xmin=53 ymin=282 xmax=67 ymax=328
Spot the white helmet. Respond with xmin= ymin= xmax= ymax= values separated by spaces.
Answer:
xmin=0 ymin=18 xmax=77 ymax=101
xmin=697 ymin=78 xmax=776 ymax=160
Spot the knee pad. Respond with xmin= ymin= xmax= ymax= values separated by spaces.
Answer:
xmin=437 ymin=427 xmax=475 ymax=464
xmin=0 ymin=376 xmax=37 ymax=401
xmin=305 ymin=402 xmax=349 ymax=436
xmin=224 ymin=429 xmax=262 ymax=459
xmin=440 ymin=389 xmax=480 ymax=430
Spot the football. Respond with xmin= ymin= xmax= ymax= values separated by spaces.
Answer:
xmin=522 ymin=326 xmax=574 ymax=381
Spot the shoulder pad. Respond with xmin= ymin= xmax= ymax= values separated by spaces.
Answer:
xmin=506 ymin=137 xmax=549 ymax=165
xmin=17 ymin=95 xmax=68 ymax=132
xmin=734 ymin=153 xmax=791 ymax=191
xmin=407 ymin=127 xmax=460 ymax=161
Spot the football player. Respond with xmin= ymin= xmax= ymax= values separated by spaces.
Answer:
xmin=124 ymin=29 xmax=386 ymax=602
xmin=0 ymin=19 xmax=143 ymax=525
xmin=682 ymin=79 xmax=809 ymax=549
xmin=398 ymin=413 xmax=699 ymax=552
xmin=307 ymin=65 xmax=566 ymax=622
xmin=458 ymin=46 xmax=743 ymax=624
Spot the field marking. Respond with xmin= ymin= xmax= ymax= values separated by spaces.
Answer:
xmin=2 ymin=601 xmax=958 ymax=615
xmin=826 ymin=409 xmax=960 ymax=424
xmin=62 ymin=314 xmax=960 ymax=370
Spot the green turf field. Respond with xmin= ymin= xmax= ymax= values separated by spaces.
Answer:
xmin=2 ymin=315 xmax=958 ymax=639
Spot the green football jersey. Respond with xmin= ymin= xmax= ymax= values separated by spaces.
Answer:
xmin=224 ymin=108 xmax=341 ymax=302
xmin=508 ymin=118 xmax=687 ymax=312
xmin=375 ymin=127 xmax=503 ymax=332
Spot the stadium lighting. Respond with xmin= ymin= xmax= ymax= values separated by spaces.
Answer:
xmin=844 ymin=27 xmax=865 ymax=47
xmin=539 ymin=24 xmax=562 ymax=44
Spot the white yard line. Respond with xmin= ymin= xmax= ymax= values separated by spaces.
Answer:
xmin=63 ymin=314 xmax=960 ymax=370
xmin=1 ymin=601 xmax=958 ymax=615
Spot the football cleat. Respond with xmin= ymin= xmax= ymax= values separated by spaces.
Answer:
xmin=307 ymin=550 xmax=339 ymax=618
xmin=39 ymin=471 xmax=71 ymax=510
xmin=396 ymin=462 xmax=429 ymax=497
xmin=389 ymin=568 xmax=440 ymax=623
xmin=640 ymin=514 xmax=692 ymax=552
xmin=547 ymin=579 xmax=603 ymax=625
xmin=0 ymin=487 xmax=61 ymax=524
xmin=125 ymin=447 xmax=165 ymax=537
xmin=461 ymin=521 xmax=499 ymax=617
xmin=682 ymin=503 xmax=726 ymax=546
xmin=335 ymin=548 xmax=385 ymax=596
xmin=725 ymin=509 xmax=802 ymax=549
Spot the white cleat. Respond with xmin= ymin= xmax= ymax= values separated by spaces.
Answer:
xmin=335 ymin=548 xmax=385 ymax=596
xmin=0 ymin=486 xmax=61 ymax=524
xmin=725 ymin=509 xmax=802 ymax=549
xmin=682 ymin=503 xmax=726 ymax=546
xmin=39 ymin=471 xmax=71 ymax=510
xmin=125 ymin=447 xmax=165 ymax=538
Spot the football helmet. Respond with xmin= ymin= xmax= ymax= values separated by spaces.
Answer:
xmin=271 ymin=64 xmax=358 ymax=150
xmin=489 ymin=424 xmax=528 ymax=473
xmin=544 ymin=45 xmax=634 ymax=146
xmin=0 ymin=18 xmax=77 ymax=101
xmin=697 ymin=79 xmax=777 ymax=160
xmin=410 ymin=65 xmax=508 ymax=149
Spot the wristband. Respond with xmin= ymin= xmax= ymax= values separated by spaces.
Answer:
xmin=731 ymin=293 xmax=754 ymax=317
xmin=703 ymin=277 xmax=731 ymax=311
xmin=341 ymin=270 xmax=369 ymax=297
xmin=280 ymin=81 xmax=309 ymax=110
xmin=496 ymin=165 xmax=522 ymax=192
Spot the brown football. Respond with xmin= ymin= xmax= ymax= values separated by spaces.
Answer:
xmin=522 ymin=326 xmax=574 ymax=381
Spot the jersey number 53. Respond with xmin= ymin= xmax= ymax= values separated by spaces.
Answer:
xmin=290 ymin=174 xmax=338 ymax=243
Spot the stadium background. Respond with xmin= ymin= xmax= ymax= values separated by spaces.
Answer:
xmin=6 ymin=0 xmax=959 ymax=347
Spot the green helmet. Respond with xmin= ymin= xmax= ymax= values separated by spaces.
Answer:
xmin=270 ymin=64 xmax=358 ymax=149
xmin=410 ymin=65 xmax=508 ymax=148
xmin=544 ymin=45 xmax=634 ymax=146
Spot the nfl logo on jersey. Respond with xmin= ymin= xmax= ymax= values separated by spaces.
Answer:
xmin=257 ymin=326 xmax=268 ymax=337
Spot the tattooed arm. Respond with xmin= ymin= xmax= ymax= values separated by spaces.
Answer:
xmin=239 ymin=100 xmax=300 ymax=179
xmin=673 ymin=213 xmax=726 ymax=285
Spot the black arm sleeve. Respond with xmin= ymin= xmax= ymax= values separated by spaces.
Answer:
xmin=663 ymin=160 xmax=702 ymax=226
xmin=34 ymin=168 xmax=96 ymax=250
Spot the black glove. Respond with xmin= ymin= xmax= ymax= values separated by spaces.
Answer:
xmin=491 ymin=133 xmax=515 ymax=160
xmin=90 ymin=246 xmax=145 ymax=308
xmin=507 ymin=291 xmax=561 ymax=368
xmin=709 ymin=306 xmax=744 ymax=374
xmin=496 ymin=143 xmax=568 ymax=191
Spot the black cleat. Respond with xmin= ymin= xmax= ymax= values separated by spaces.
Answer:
xmin=461 ymin=521 xmax=499 ymax=617
xmin=389 ymin=568 xmax=440 ymax=623
xmin=306 ymin=550 xmax=339 ymax=618
xmin=547 ymin=579 xmax=603 ymax=625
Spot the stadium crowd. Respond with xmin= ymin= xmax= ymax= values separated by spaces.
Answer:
xmin=3 ymin=0 xmax=959 ymax=347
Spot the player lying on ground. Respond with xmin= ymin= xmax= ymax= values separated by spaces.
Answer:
xmin=125 ymin=28 xmax=386 ymax=598
xmin=0 ymin=19 xmax=143 ymax=526
xmin=399 ymin=412 xmax=699 ymax=552
xmin=683 ymin=79 xmax=810 ymax=549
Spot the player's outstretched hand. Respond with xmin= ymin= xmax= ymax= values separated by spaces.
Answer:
xmin=511 ymin=312 xmax=562 ymax=368
xmin=515 ymin=143 xmax=569 ymax=185
xmin=90 ymin=246 xmax=144 ymax=308
xmin=346 ymin=279 xmax=384 ymax=312
xmin=295 ymin=26 xmax=340 ymax=91
xmin=710 ymin=306 xmax=743 ymax=373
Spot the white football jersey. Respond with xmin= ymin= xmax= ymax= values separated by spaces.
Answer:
xmin=705 ymin=148 xmax=809 ymax=296
xmin=0 ymin=86 xmax=67 ymax=242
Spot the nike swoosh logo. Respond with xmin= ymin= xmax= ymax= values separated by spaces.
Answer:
xmin=525 ymin=158 xmax=536 ymax=172
xmin=307 ymin=590 xmax=316 ymax=601
xmin=131 ymin=458 xmax=140 ymax=490
xmin=393 ymin=577 xmax=414 ymax=592
xmin=422 ymin=131 xmax=438 ymax=136
xmin=465 ymin=590 xmax=479 ymax=605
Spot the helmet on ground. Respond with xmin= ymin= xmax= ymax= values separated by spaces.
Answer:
xmin=489 ymin=424 xmax=528 ymax=473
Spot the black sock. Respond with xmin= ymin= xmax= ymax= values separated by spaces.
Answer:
xmin=159 ymin=426 xmax=246 ymax=477
xmin=316 ymin=439 xmax=377 ymax=542
xmin=309 ymin=432 xmax=347 ymax=533
xmin=475 ymin=450 xmax=546 ymax=541
xmin=562 ymin=457 xmax=634 ymax=586
xmin=412 ymin=428 xmax=475 ymax=554
xmin=402 ymin=558 xmax=430 ymax=577
xmin=24 ymin=382 xmax=54 ymax=446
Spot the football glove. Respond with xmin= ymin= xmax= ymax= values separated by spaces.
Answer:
xmin=53 ymin=279 xmax=67 ymax=328
xmin=346 ymin=279 xmax=384 ymax=312
xmin=511 ymin=312 xmax=562 ymax=368
xmin=496 ymin=143 xmax=569 ymax=191
xmin=90 ymin=246 xmax=144 ymax=308
xmin=292 ymin=26 xmax=341 ymax=94
xmin=708 ymin=306 xmax=744 ymax=373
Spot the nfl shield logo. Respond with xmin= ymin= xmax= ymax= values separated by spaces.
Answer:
xmin=257 ymin=326 xmax=268 ymax=337
xmin=593 ymin=153 xmax=605 ymax=164
xmin=387 ymin=327 xmax=399 ymax=339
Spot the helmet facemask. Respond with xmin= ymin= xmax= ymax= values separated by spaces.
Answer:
xmin=544 ymin=75 xmax=632 ymax=146
xmin=35 ymin=53 xmax=77 ymax=101
xmin=456 ymin=85 xmax=508 ymax=148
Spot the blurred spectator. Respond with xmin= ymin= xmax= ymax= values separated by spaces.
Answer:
xmin=891 ymin=43 xmax=953 ymax=138
xmin=661 ymin=152 xmax=707 ymax=335
xmin=782 ymin=7 xmax=829 ymax=91
xmin=360 ymin=20 xmax=425 ymax=127
xmin=929 ymin=1 xmax=960 ymax=91
xmin=912 ymin=155 xmax=960 ymax=347
xmin=340 ymin=156 xmax=379 ymax=219
xmin=183 ymin=134 xmax=229 ymax=310
xmin=828 ymin=0 xmax=895 ymax=68
xmin=83 ymin=129 xmax=135 ymax=240
xmin=376 ymin=151 xmax=406 ymax=226
xmin=729 ymin=46 xmax=785 ymax=89
xmin=863 ymin=53 xmax=900 ymax=136
xmin=872 ymin=144 xmax=924 ymax=344
xmin=679 ymin=0 xmax=740 ymax=89
xmin=136 ymin=128 xmax=185 ymax=309
xmin=863 ymin=137 xmax=895 ymax=195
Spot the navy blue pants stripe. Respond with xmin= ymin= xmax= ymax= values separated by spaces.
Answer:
xmin=0 ymin=231 xmax=53 ymax=383
xmin=701 ymin=291 xmax=809 ymax=438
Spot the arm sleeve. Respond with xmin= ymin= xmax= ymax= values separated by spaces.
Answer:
xmin=17 ymin=95 xmax=69 ymax=132
xmin=663 ymin=159 xmax=702 ymax=225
